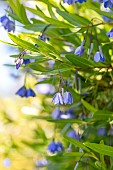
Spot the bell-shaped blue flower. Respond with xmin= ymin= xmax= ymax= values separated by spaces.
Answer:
xmin=16 ymin=86 xmax=36 ymax=98
xmin=5 ymin=20 xmax=15 ymax=32
xmin=26 ymin=88 xmax=36 ymax=97
xmin=39 ymin=34 xmax=50 ymax=41
xmin=103 ymin=0 xmax=113 ymax=8
xmin=15 ymin=58 xmax=24 ymax=69
xmin=97 ymin=127 xmax=107 ymax=136
xmin=56 ymin=142 xmax=64 ymax=152
xmin=107 ymin=28 xmax=113 ymax=38
xmin=23 ymin=59 xmax=31 ymax=65
xmin=0 ymin=15 xmax=9 ymax=28
xmin=63 ymin=91 xmax=73 ymax=105
xmin=47 ymin=140 xmax=58 ymax=153
xmin=52 ymin=92 xmax=63 ymax=105
xmin=15 ymin=86 xmax=27 ymax=97
xmin=94 ymin=46 xmax=106 ymax=62
xmin=0 ymin=15 xmax=15 ymax=32
xmin=67 ymin=129 xmax=80 ymax=140
xmin=74 ymin=40 xmax=85 ymax=56
xmin=47 ymin=140 xmax=63 ymax=153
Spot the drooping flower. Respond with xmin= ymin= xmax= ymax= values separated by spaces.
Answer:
xmin=0 ymin=15 xmax=9 ymax=27
xmin=63 ymin=0 xmax=75 ymax=4
xmin=35 ymin=159 xmax=48 ymax=167
xmin=67 ymin=129 xmax=80 ymax=140
xmin=56 ymin=142 xmax=64 ymax=152
xmin=16 ymin=86 xmax=36 ymax=98
xmin=47 ymin=140 xmax=58 ymax=153
xmin=15 ymin=57 xmax=31 ymax=69
xmin=15 ymin=86 xmax=27 ymax=97
xmin=103 ymin=9 xmax=113 ymax=22
xmin=63 ymin=91 xmax=73 ymax=105
xmin=15 ymin=58 xmax=24 ymax=69
xmin=103 ymin=0 xmax=113 ymax=8
xmin=47 ymin=140 xmax=63 ymax=153
xmin=52 ymin=92 xmax=63 ymax=105
xmin=39 ymin=33 xmax=50 ymax=41
xmin=25 ymin=88 xmax=36 ymax=97
xmin=107 ymin=28 xmax=113 ymax=38
xmin=94 ymin=46 xmax=106 ymax=62
xmin=97 ymin=127 xmax=107 ymax=136
xmin=0 ymin=15 xmax=15 ymax=32
xmin=74 ymin=40 xmax=85 ymax=56
xmin=63 ymin=0 xmax=86 ymax=4
xmin=5 ymin=20 xmax=15 ymax=32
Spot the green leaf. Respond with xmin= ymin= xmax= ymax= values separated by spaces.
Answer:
xmin=56 ymin=8 xmax=90 ymax=26
xmin=81 ymin=99 xmax=97 ymax=112
xmin=8 ymin=33 xmax=39 ymax=52
xmin=66 ymin=54 xmax=106 ymax=69
xmin=99 ymin=140 xmax=106 ymax=170
xmin=64 ymin=136 xmax=92 ymax=153
xmin=93 ymin=110 xmax=113 ymax=120
xmin=84 ymin=142 xmax=113 ymax=157
xmin=26 ymin=7 xmax=74 ymax=28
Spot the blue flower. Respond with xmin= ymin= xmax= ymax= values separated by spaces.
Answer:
xmin=94 ymin=46 xmax=106 ymax=62
xmin=52 ymin=92 xmax=63 ymax=105
xmin=94 ymin=51 xmax=106 ymax=62
xmin=97 ymin=127 xmax=107 ymax=136
xmin=74 ymin=40 xmax=85 ymax=56
xmin=67 ymin=129 xmax=80 ymax=140
xmin=103 ymin=0 xmax=113 ymax=8
xmin=63 ymin=0 xmax=86 ymax=4
xmin=47 ymin=140 xmax=63 ymax=153
xmin=56 ymin=142 xmax=64 ymax=152
xmin=0 ymin=15 xmax=9 ymax=27
xmin=15 ymin=58 xmax=24 ymax=69
xmin=63 ymin=91 xmax=73 ymax=105
xmin=15 ymin=58 xmax=31 ymax=69
xmin=23 ymin=59 xmax=31 ymax=65
xmin=16 ymin=86 xmax=36 ymax=98
xmin=26 ymin=88 xmax=36 ymax=97
xmin=107 ymin=28 xmax=113 ymax=38
xmin=103 ymin=9 xmax=113 ymax=22
xmin=39 ymin=34 xmax=50 ymax=41
xmin=15 ymin=86 xmax=27 ymax=97
xmin=47 ymin=140 xmax=58 ymax=153
xmin=5 ymin=20 xmax=15 ymax=32
xmin=0 ymin=15 xmax=15 ymax=32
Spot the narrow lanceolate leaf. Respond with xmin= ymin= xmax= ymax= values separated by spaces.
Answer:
xmin=93 ymin=110 xmax=113 ymax=119
xmin=26 ymin=7 xmax=74 ymax=28
xmin=84 ymin=143 xmax=113 ymax=157
xmin=56 ymin=8 xmax=90 ymax=26
xmin=81 ymin=99 xmax=97 ymax=112
xmin=64 ymin=136 xmax=91 ymax=153
xmin=8 ymin=34 xmax=39 ymax=52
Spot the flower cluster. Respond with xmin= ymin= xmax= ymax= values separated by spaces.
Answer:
xmin=16 ymin=85 xmax=36 ymax=98
xmin=52 ymin=90 xmax=73 ymax=105
xmin=0 ymin=15 xmax=15 ymax=32
xmin=47 ymin=140 xmax=63 ymax=154
xmin=74 ymin=28 xmax=106 ymax=63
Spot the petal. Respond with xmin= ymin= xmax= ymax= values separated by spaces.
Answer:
xmin=94 ymin=52 xmax=100 ymax=62
xmin=74 ymin=46 xmax=81 ymax=55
